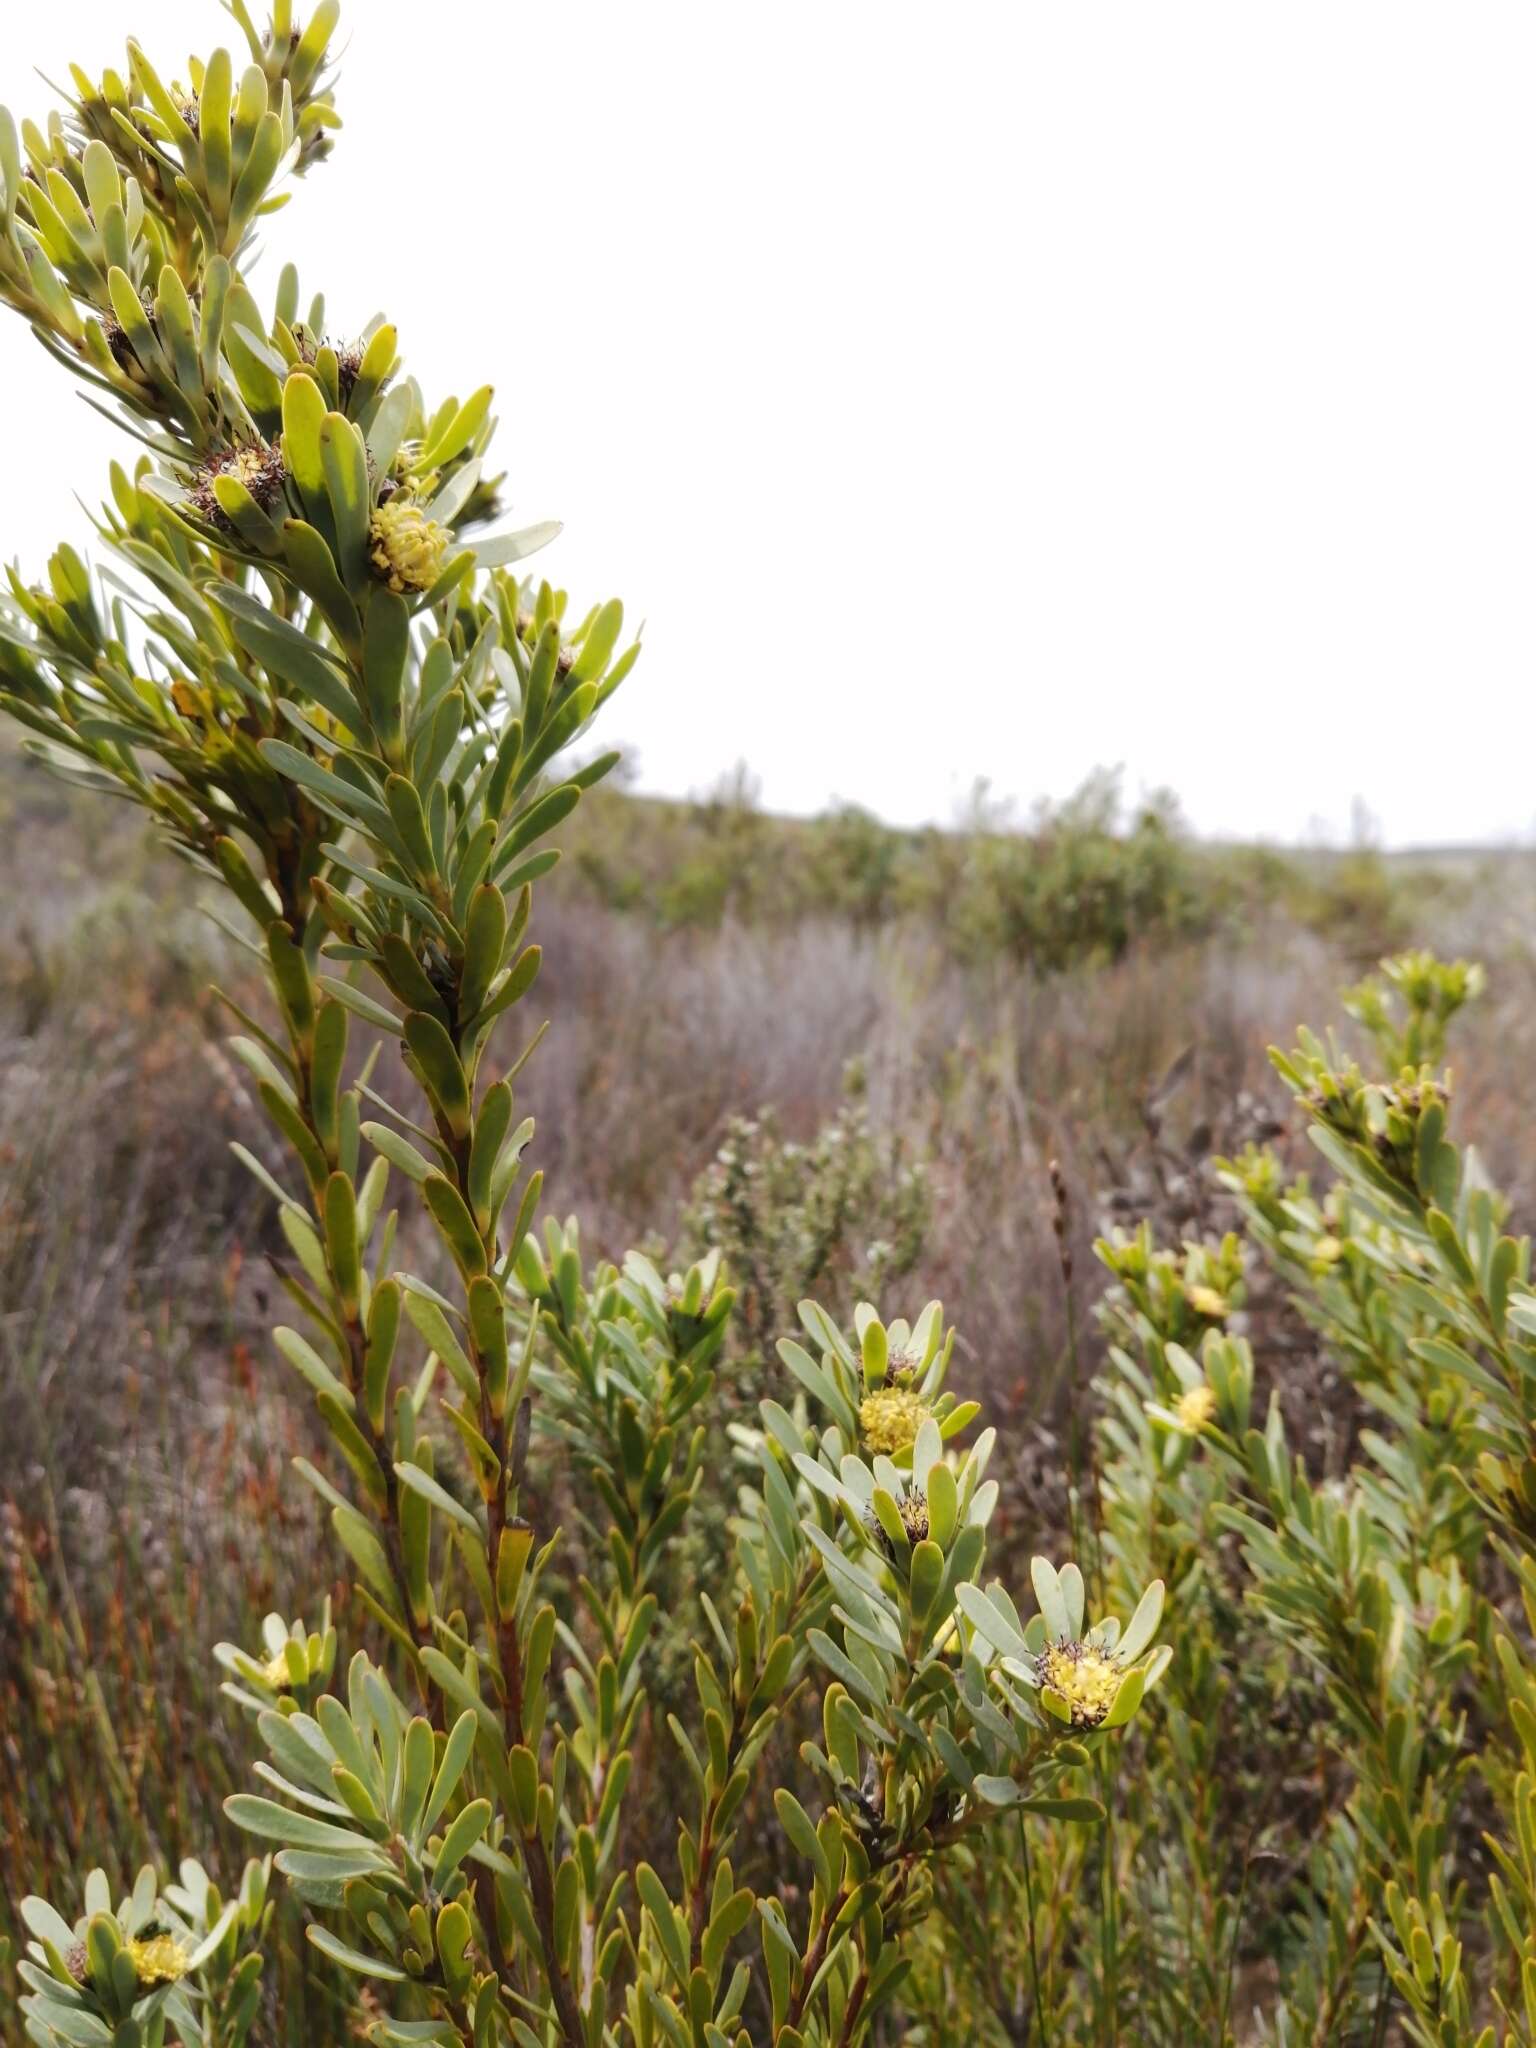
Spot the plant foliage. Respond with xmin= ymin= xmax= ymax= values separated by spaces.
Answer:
xmin=0 ymin=11 xmax=1162 ymax=2045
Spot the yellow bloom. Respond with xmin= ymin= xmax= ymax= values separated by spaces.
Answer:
xmin=262 ymin=1649 xmax=294 ymax=1688
xmin=1187 ymin=1284 xmax=1230 ymax=1319
xmin=369 ymin=497 xmax=451 ymax=593
xmin=126 ymin=1934 xmax=191 ymax=1986
xmin=859 ymin=1385 xmax=930 ymax=1456
xmin=1174 ymin=1383 xmax=1216 ymax=1432
xmin=1036 ymin=1639 xmax=1123 ymax=1729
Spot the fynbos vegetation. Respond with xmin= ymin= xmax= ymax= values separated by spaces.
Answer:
xmin=0 ymin=10 xmax=1159 ymax=2046
xmin=6 ymin=12 xmax=1536 ymax=2048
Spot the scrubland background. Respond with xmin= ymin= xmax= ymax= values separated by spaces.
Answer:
xmin=6 ymin=732 xmax=1536 ymax=2036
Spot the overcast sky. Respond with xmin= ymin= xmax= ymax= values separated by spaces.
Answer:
xmin=3 ymin=3 xmax=1533 ymax=847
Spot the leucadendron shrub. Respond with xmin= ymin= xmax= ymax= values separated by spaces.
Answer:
xmin=846 ymin=955 xmax=1487 ymax=2046
xmin=920 ymin=947 xmax=1536 ymax=2048
xmin=0 ymin=11 xmax=1164 ymax=2045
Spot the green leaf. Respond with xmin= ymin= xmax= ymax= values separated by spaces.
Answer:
xmin=461 ymin=883 xmax=507 ymax=1020
xmin=432 ymin=1797 xmax=491 ymax=1882
xmin=216 ymin=591 xmax=369 ymax=739
xmin=419 ymin=384 xmax=492 ymax=471
xmin=282 ymin=370 xmax=329 ymax=518
xmin=361 ymin=1121 xmax=439 ymax=1183
xmin=419 ymin=1648 xmax=499 ymax=1734
xmin=306 ymin=1924 xmax=405 ymax=1982
xmin=954 ymin=1583 xmax=1031 ymax=1660
xmin=199 ymin=45 xmax=233 ymax=219
xmin=319 ymin=977 xmax=404 ymax=1035
xmin=274 ymin=1325 xmax=350 ymax=1407
xmin=402 ymin=1287 xmax=478 ymax=1400
xmin=421 ymin=1710 xmax=479 ymax=1838
xmin=324 ymin=1171 xmax=361 ymax=1317
xmin=362 ymin=589 xmax=410 ymax=758
xmin=395 ymin=1459 xmax=484 ymax=1537
xmin=772 ymin=1790 xmax=831 ymax=1892
xmin=283 ymin=519 xmax=361 ymax=651
xmin=1115 ymin=1580 xmax=1165 ymax=1664
xmin=908 ymin=1539 xmax=944 ymax=1625
xmin=471 ymin=520 xmax=562 ymax=569
xmin=225 ymin=1794 xmax=376 ymax=1852
xmin=1030 ymin=1556 xmax=1070 ymax=1641
xmin=464 ymin=944 xmax=541 ymax=1037
xmin=571 ymin=598 xmax=623 ymax=684
xmin=636 ymin=1863 xmax=688 ymax=1987
xmin=1020 ymin=1796 xmax=1106 ymax=1822
xmin=490 ymin=784 xmax=582 ymax=880
xmin=320 ymin=411 xmax=371 ymax=589
xmin=385 ymin=774 xmax=437 ymax=880
xmin=926 ymin=1461 xmax=958 ymax=1550
xmin=423 ymin=1173 xmax=488 ymax=1281
xmin=404 ymin=1013 xmax=472 ymax=1138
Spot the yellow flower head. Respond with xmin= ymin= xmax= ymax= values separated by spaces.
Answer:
xmin=369 ymin=496 xmax=451 ymax=593
xmin=262 ymin=1649 xmax=294 ymax=1688
xmin=859 ymin=1385 xmax=930 ymax=1457
xmin=1174 ymin=1382 xmax=1217 ymax=1433
xmin=1187 ymin=1285 xmax=1230 ymax=1320
xmin=1037 ymin=1638 xmax=1123 ymax=1729
xmin=126 ymin=1933 xmax=192 ymax=1986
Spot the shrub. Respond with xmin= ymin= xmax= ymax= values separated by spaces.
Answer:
xmin=676 ymin=1073 xmax=932 ymax=1368
xmin=9 ymin=8 xmax=1530 ymax=2044
xmin=0 ymin=12 xmax=1162 ymax=2045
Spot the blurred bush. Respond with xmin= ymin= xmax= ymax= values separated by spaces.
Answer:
xmin=562 ymin=761 xmax=1473 ymax=970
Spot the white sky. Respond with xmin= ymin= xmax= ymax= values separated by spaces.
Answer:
xmin=4 ymin=3 xmax=1534 ymax=847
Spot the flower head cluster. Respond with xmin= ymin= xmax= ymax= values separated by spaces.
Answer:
xmin=262 ymin=1649 xmax=295 ymax=1687
xmin=896 ymin=1487 xmax=930 ymax=1543
xmin=335 ymin=341 xmax=367 ymax=407
xmin=1028 ymin=1564 xmax=1166 ymax=1732
xmin=64 ymin=1927 xmax=190 ymax=1990
xmin=215 ymin=1606 xmax=335 ymax=1711
xmin=860 ymin=1383 xmax=930 ymax=1456
xmin=962 ymin=1559 xmax=1168 ymax=1739
xmin=863 ymin=1485 xmax=930 ymax=1557
xmin=1174 ymin=1381 xmax=1216 ymax=1432
xmin=1035 ymin=1637 xmax=1124 ymax=1728
xmin=1186 ymin=1284 xmax=1230 ymax=1321
xmin=369 ymin=496 xmax=451 ymax=593
xmin=188 ymin=440 xmax=288 ymax=528
xmin=125 ymin=1932 xmax=192 ymax=1986
xmin=291 ymin=325 xmax=367 ymax=406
